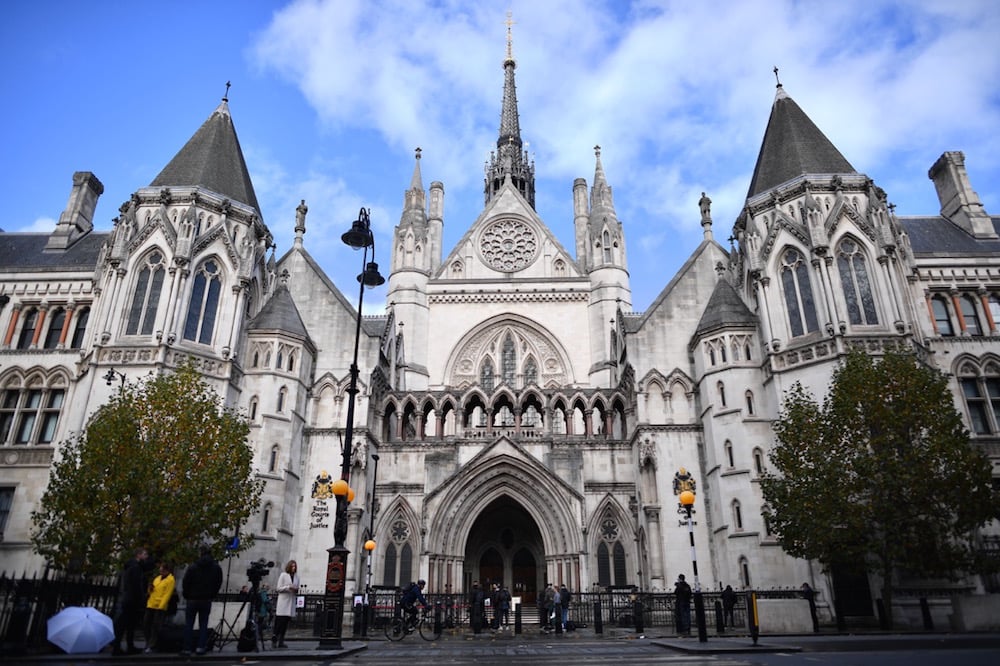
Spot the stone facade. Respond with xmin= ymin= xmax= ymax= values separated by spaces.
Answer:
xmin=1 ymin=51 xmax=997 ymax=617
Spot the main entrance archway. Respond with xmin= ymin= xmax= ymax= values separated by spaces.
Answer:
xmin=464 ymin=496 xmax=543 ymax=603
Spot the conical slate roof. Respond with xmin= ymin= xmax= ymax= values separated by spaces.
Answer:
xmin=150 ymin=100 xmax=261 ymax=213
xmin=248 ymin=284 xmax=309 ymax=339
xmin=694 ymin=279 xmax=756 ymax=338
xmin=746 ymin=85 xmax=856 ymax=198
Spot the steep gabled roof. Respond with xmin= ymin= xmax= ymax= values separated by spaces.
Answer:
xmin=150 ymin=100 xmax=261 ymax=213
xmin=248 ymin=283 xmax=309 ymax=340
xmin=694 ymin=279 xmax=756 ymax=339
xmin=746 ymin=85 xmax=856 ymax=198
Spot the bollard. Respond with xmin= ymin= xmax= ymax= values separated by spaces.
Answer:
xmin=593 ymin=599 xmax=603 ymax=634
xmin=714 ymin=599 xmax=724 ymax=633
xmin=693 ymin=591 xmax=707 ymax=643
xmin=514 ymin=603 xmax=522 ymax=634
xmin=747 ymin=591 xmax=759 ymax=646
xmin=633 ymin=599 xmax=643 ymax=634
xmin=919 ymin=597 xmax=933 ymax=631
xmin=434 ymin=601 xmax=443 ymax=635
xmin=352 ymin=600 xmax=363 ymax=637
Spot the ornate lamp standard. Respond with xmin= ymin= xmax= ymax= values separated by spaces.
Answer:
xmin=679 ymin=490 xmax=707 ymax=642
xmin=319 ymin=208 xmax=385 ymax=649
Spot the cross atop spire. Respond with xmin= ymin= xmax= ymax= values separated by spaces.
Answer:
xmin=505 ymin=11 xmax=516 ymax=63
xmin=773 ymin=66 xmax=781 ymax=87
xmin=223 ymin=80 xmax=231 ymax=102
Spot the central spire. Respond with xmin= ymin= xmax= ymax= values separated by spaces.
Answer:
xmin=484 ymin=11 xmax=535 ymax=209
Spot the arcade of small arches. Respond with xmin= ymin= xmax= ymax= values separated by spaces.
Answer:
xmin=379 ymin=388 xmax=630 ymax=442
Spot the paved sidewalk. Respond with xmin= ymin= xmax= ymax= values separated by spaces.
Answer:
xmin=11 ymin=627 xmax=1000 ymax=662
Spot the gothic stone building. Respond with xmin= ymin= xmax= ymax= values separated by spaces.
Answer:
xmin=2 ymin=43 xmax=998 ymax=616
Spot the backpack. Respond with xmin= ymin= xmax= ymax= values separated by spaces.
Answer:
xmin=237 ymin=621 xmax=257 ymax=652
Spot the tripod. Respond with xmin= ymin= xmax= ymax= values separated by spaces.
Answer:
xmin=215 ymin=579 xmax=267 ymax=652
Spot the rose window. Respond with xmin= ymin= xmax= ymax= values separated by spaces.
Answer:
xmin=480 ymin=219 xmax=538 ymax=272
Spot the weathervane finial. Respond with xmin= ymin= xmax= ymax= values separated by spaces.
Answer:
xmin=223 ymin=81 xmax=231 ymax=102
xmin=773 ymin=66 xmax=781 ymax=87
xmin=505 ymin=11 xmax=516 ymax=62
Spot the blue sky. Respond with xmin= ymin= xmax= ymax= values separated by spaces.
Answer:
xmin=3 ymin=0 xmax=999 ymax=313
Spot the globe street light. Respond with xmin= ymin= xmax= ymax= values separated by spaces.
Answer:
xmin=679 ymin=490 xmax=707 ymax=642
xmin=319 ymin=208 xmax=385 ymax=649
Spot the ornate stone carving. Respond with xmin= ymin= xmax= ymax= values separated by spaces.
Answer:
xmin=479 ymin=218 xmax=538 ymax=272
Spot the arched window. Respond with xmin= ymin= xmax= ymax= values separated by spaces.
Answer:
xmin=931 ymin=296 xmax=954 ymax=336
xmin=276 ymin=349 xmax=284 ymax=369
xmin=960 ymin=365 xmax=1000 ymax=435
xmin=252 ymin=350 xmax=260 ymax=368
xmin=725 ymin=440 xmax=734 ymax=468
xmin=268 ymin=444 xmax=279 ymax=473
xmin=381 ymin=519 xmax=414 ymax=586
xmin=523 ymin=357 xmax=537 ymax=386
xmin=837 ymin=238 xmax=879 ymax=325
xmin=602 ymin=230 xmax=612 ymax=263
xmin=183 ymin=259 xmax=222 ymax=344
xmin=708 ymin=347 xmax=716 ymax=366
xmin=44 ymin=308 xmax=66 ymax=349
xmin=720 ymin=344 xmax=727 ymax=363
xmin=732 ymin=500 xmax=743 ymax=530
xmin=480 ymin=359 xmax=495 ymax=393
xmin=780 ymin=248 xmax=819 ymax=337
xmin=960 ymin=295 xmax=983 ymax=336
xmin=753 ymin=448 xmax=765 ymax=475
xmin=0 ymin=385 xmax=66 ymax=445
xmin=744 ymin=343 xmax=752 ymax=361
xmin=382 ymin=543 xmax=397 ymax=587
xmin=126 ymin=251 xmax=166 ymax=336
xmin=277 ymin=387 xmax=287 ymax=413
xmin=740 ymin=556 xmax=751 ymax=588
xmin=989 ymin=295 xmax=1000 ymax=332
xmin=501 ymin=334 xmax=516 ymax=386
xmin=16 ymin=308 xmax=38 ymax=349
xmin=249 ymin=396 xmax=259 ymax=421
xmin=597 ymin=542 xmax=611 ymax=587
xmin=261 ymin=503 xmax=272 ymax=533
xmin=717 ymin=382 xmax=726 ymax=407
xmin=287 ymin=351 xmax=296 ymax=372
xmin=745 ymin=391 xmax=755 ymax=416
xmin=70 ymin=307 xmax=90 ymax=349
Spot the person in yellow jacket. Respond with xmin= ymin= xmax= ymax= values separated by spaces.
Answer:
xmin=143 ymin=562 xmax=175 ymax=653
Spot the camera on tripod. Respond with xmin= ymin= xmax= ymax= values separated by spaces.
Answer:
xmin=247 ymin=558 xmax=274 ymax=584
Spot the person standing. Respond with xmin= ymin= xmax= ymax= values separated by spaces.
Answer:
xmin=181 ymin=547 xmax=223 ymax=656
xmin=721 ymin=584 xmax=737 ymax=628
xmin=559 ymin=584 xmax=572 ymax=631
xmin=469 ymin=581 xmax=485 ymax=634
xmin=801 ymin=582 xmax=819 ymax=632
xmin=498 ymin=586 xmax=512 ymax=628
xmin=673 ymin=574 xmax=692 ymax=635
xmin=271 ymin=561 xmax=300 ymax=648
xmin=142 ymin=562 xmax=175 ymax=653
xmin=112 ymin=547 xmax=149 ymax=656
xmin=542 ymin=582 xmax=556 ymax=631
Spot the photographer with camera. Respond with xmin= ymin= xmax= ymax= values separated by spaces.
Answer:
xmin=271 ymin=560 xmax=300 ymax=648
xmin=181 ymin=547 xmax=223 ymax=656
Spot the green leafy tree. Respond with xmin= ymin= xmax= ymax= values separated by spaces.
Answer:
xmin=31 ymin=363 xmax=264 ymax=574
xmin=762 ymin=348 xmax=998 ymax=628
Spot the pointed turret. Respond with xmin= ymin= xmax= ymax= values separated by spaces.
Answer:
xmin=150 ymin=98 xmax=261 ymax=214
xmin=484 ymin=13 xmax=535 ymax=208
xmin=400 ymin=147 xmax=428 ymax=228
xmin=746 ymin=83 xmax=856 ymax=198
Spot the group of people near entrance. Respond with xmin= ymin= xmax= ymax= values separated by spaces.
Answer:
xmin=108 ymin=546 xmax=301 ymax=656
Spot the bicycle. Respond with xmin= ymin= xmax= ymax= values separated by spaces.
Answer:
xmin=385 ymin=606 xmax=441 ymax=641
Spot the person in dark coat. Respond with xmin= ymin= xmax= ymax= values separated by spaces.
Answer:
xmin=181 ymin=547 xmax=223 ymax=655
xmin=721 ymin=584 xmax=737 ymax=628
xmin=112 ymin=547 xmax=149 ymax=655
xmin=469 ymin=581 xmax=486 ymax=634
xmin=674 ymin=574 xmax=692 ymax=635
xmin=801 ymin=582 xmax=819 ymax=633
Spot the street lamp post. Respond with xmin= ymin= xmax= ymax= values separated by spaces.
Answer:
xmin=319 ymin=208 xmax=385 ymax=649
xmin=679 ymin=490 xmax=707 ymax=642
xmin=362 ymin=453 xmax=380 ymax=637
xmin=103 ymin=367 xmax=126 ymax=387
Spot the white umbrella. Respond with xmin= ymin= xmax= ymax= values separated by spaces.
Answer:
xmin=47 ymin=606 xmax=115 ymax=654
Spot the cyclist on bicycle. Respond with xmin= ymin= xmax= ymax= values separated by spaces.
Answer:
xmin=400 ymin=579 xmax=429 ymax=631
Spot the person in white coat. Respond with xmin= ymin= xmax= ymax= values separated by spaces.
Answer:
xmin=271 ymin=560 xmax=300 ymax=647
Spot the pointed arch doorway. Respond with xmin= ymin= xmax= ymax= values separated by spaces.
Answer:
xmin=464 ymin=495 xmax=544 ymax=604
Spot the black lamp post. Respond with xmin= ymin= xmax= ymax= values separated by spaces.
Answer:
xmin=319 ymin=208 xmax=385 ymax=649
xmin=679 ymin=490 xmax=708 ymax=642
